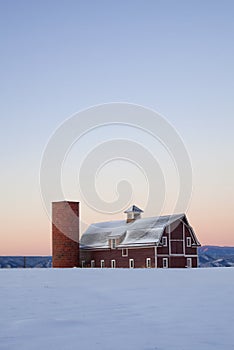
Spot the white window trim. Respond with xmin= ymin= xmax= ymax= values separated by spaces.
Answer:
xmin=110 ymin=239 xmax=116 ymax=249
xmin=81 ymin=260 xmax=85 ymax=268
xmin=122 ymin=248 xmax=128 ymax=257
xmin=183 ymin=223 xmax=185 ymax=254
xmin=91 ymin=260 xmax=95 ymax=268
xmin=163 ymin=258 xmax=168 ymax=268
xmin=186 ymin=237 xmax=192 ymax=247
xmin=100 ymin=260 xmax=105 ymax=268
xmin=129 ymin=259 xmax=134 ymax=268
xmin=154 ymin=246 xmax=157 ymax=268
xmin=186 ymin=257 xmax=192 ymax=268
xmin=111 ymin=259 xmax=116 ymax=268
xmin=146 ymin=258 xmax=151 ymax=268
xmin=162 ymin=236 xmax=167 ymax=247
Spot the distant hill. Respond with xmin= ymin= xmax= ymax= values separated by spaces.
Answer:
xmin=198 ymin=246 xmax=234 ymax=267
xmin=1 ymin=246 xmax=234 ymax=268
xmin=0 ymin=256 xmax=52 ymax=268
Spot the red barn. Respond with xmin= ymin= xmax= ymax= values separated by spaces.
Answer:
xmin=52 ymin=201 xmax=200 ymax=268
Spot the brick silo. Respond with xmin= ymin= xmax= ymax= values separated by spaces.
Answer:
xmin=52 ymin=201 xmax=79 ymax=268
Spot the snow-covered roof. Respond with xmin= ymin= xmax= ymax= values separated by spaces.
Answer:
xmin=124 ymin=205 xmax=143 ymax=213
xmin=80 ymin=213 xmax=185 ymax=249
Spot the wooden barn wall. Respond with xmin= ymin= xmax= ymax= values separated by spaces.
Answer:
xmin=170 ymin=221 xmax=183 ymax=240
xmin=80 ymin=247 xmax=155 ymax=268
xmin=184 ymin=224 xmax=198 ymax=255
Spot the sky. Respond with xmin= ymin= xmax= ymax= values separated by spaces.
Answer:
xmin=0 ymin=0 xmax=233 ymax=255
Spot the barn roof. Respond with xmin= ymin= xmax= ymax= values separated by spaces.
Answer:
xmin=80 ymin=213 xmax=185 ymax=249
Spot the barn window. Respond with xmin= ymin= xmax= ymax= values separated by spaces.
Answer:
xmin=163 ymin=258 xmax=168 ymax=268
xmin=91 ymin=260 xmax=95 ymax=268
xmin=129 ymin=259 xmax=134 ymax=268
xmin=122 ymin=248 xmax=128 ymax=257
xmin=162 ymin=236 xmax=167 ymax=246
xmin=100 ymin=260 xmax=105 ymax=268
xmin=186 ymin=237 xmax=192 ymax=247
xmin=110 ymin=239 xmax=116 ymax=249
xmin=186 ymin=258 xmax=192 ymax=268
xmin=146 ymin=258 xmax=151 ymax=268
xmin=81 ymin=260 xmax=85 ymax=268
xmin=111 ymin=259 xmax=116 ymax=268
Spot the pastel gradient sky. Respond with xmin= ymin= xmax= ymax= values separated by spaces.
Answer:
xmin=0 ymin=0 xmax=233 ymax=255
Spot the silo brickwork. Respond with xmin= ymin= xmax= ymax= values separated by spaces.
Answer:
xmin=52 ymin=201 xmax=79 ymax=268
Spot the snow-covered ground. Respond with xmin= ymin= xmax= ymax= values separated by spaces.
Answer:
xmin=0 ymin=268 xmax=234 ymax=350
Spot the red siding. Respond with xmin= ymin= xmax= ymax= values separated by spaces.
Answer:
xmin=170 ymin=221 xmax=183 ymax=240
xmin=157 ymin=256 xmax=197 ymax=268
xmin=184 ymin=225 xmax=198 ymax=257
xmin=170 ymin=241 xmax=184 ymax=254
xmin=157 ymin=230 xmax=169 ymax=255
xmin=170 ymin=256 xmax=186 ymax=268
xmin=81 ymin=247 xmax=156 ymax=268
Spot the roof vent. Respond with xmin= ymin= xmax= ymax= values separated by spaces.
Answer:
xmin=124 ymin=205 xmax=143 ymax=223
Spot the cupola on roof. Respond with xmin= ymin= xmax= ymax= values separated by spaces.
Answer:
xmin=124 ymin=205 xmax=144 ymax=213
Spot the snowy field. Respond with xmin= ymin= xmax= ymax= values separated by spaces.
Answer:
xmin=0 ymin=268 xmax=234 ymax=350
